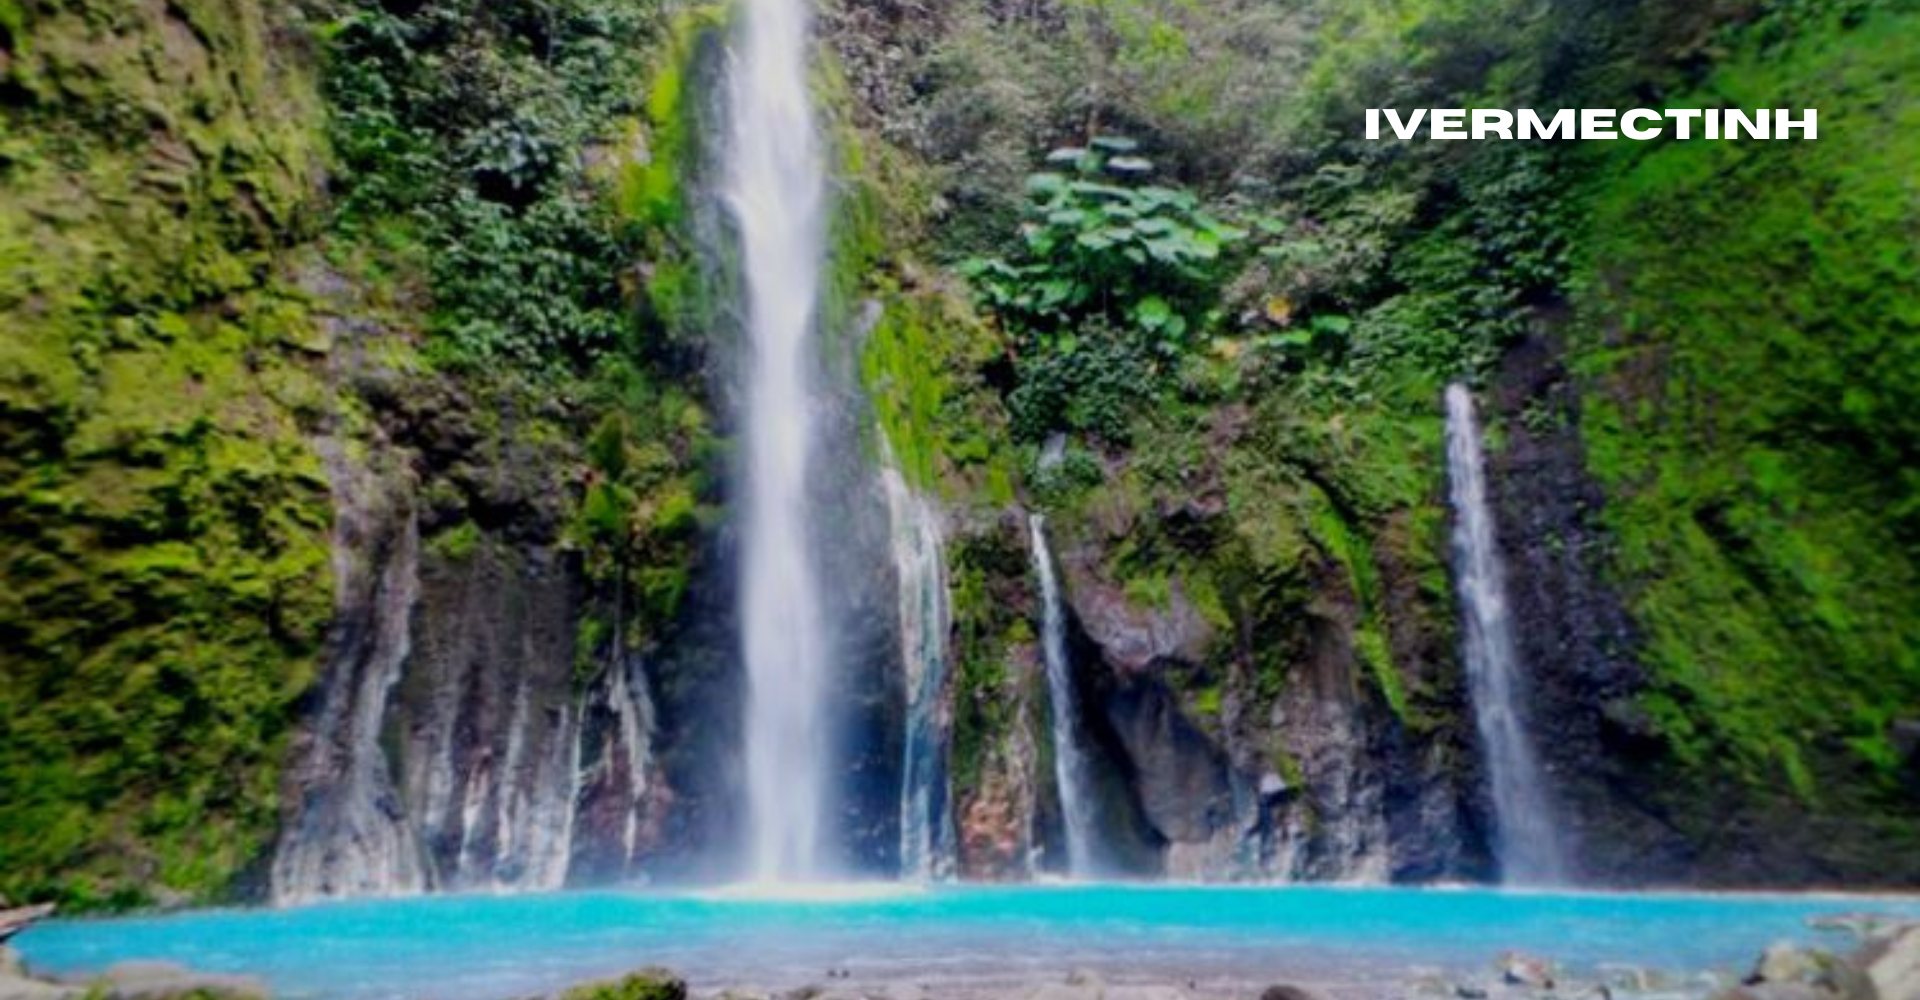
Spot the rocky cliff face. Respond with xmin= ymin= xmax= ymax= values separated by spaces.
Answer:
xmin=1027 ymin=469 xmax=1487 ymax=882
xmin=1489 ymin=331 xmax=1920 ymax=887
xmin=9 ymin=0 xmax=1920 ymax=909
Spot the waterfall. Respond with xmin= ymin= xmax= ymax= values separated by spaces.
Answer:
xmin=1444 ymin=383 xmax=1569 ymax=885
xmin=1027 ymin=515 xmax=1098 ymax=877
xmin=881 ymin=447 xmax=954 ymax=880
xmin=607 ymin=658 xmax=656 ymax=869
xmin=726 ymin=0 xmax=833 ymax=881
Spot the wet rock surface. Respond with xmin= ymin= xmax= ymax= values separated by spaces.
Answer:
xmin=1014 ymin=485 xmax=1484 ymax=881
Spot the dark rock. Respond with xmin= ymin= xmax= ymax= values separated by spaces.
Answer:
xmin=390 ymin=536 xmax=583 ymax=891
xmin=1261 ymin=985 xmax=1331 ymax=1000
xmin=1891 ymin=720 xmax=1920 ymax=763
xmin=1491 ymin=330 xmax=1920 ymax=887
xmin=1062 ymin=566 xmax=1213 ymax=675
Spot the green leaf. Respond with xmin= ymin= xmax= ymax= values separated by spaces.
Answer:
xmin=1026 ymin=172 xmax=1069 ymax=197
xmin=1134 ymin=296 xmax=1174 ymax=329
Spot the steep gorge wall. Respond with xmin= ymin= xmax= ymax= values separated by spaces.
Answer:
xmin=1491 ymin=5 xmax=1920 ymax=885
xmin=0 ymin=0 xmax=335 ymax=907
xmin=835 ymin=0 xmax=1920 ymax=889
xmin=5 ymin=0 xmax=1918 ymax=909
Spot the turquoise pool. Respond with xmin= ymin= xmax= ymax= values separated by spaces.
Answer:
xmin=16 ymin=884 xmax=1918 ymax=1000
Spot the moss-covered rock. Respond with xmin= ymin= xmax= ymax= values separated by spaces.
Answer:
xmin=0 ymin=0 xmax=332 ymax=908
xmin=555 ymin=968 xmax=686 ymax=1000
xmin=1545 ymin=4 xmax=1920 ymax=883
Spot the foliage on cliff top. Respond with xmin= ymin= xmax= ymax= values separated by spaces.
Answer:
xmin=319 ymin=0 xmax=667 ymax=371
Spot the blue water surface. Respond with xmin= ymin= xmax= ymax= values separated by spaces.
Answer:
xmin=16 ymin=884 xmax=1919 ymax=1000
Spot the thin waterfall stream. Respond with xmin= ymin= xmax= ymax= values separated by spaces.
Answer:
xmin=726 ymin=0 xmax=834 ymax=882
xmin=1444 ymin=383 xmax=1569 ymax=884
xmin=1028 ymin=514 xmax=1097 ymax=877
xmin=882 ymin=447 xmax=954 ymax=881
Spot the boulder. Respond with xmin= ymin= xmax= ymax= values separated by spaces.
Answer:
xmin=1259 ymin=986 xmax=1330 ymax=1000
xmin=555 ymin=969 xmax=687 ymax=1000
xmin=1060 ymin=569 xmax=1212 ymax=676
xmin=1846 ymin=924 xmax=1920 ymax=1000
xmin=1502 ymin=952 xmax=1557 ymax=989
xmin=1594 ymin=963 xmax=1677 ymax=994
xmin=1749 ymin=943 xmax=1832 ymax=987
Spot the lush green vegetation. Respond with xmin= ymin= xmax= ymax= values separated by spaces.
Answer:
xmin=323 ymin=0 xmax=720 ymax=672
xmin=321 ymin=0 xmax=664 ymax=371
xmin=1572 ymin=6 xmax=1920 ymax=793
xmin=0 ymin=0 xmax=720 ymax=906
xmin=923 ymin=0 xmax=1920 ymax=846
xmin=0 ymin=0 xmax=333 ymax=907
xmin=2 ymin=0 xmax=1916 ymax=903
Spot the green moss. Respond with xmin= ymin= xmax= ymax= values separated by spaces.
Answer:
xmin=427 ymin=520 xmax=483 ymax=561
xmin=1571 ymin=7 xmax=1920 ymax=798
xmin=621 ymin=6 xmax=727 ymax=231
xmin=1308 ymin=498 xmax=1408 ymax=720
xmin=1122 ymin=571 xmax=1175 ymax=611
xmin=0 ymin=0 xmax=23 ymax=46
xmin=836 ymin=153 xmax=1016 ymax=500
xmin=947 ymin=530 xmax=1037 ymax=803
xmin=0 ymin=0 xmax=332 ymax=907
xmin=558 ymin=970 xmax=686 ymax=1000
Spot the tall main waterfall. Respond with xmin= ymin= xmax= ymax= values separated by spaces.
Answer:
xmin=1444 ymin=383 xmax=1568 ymax=884
xmin=727 ymin=0 xmax=834 ymax=881
xmin=1028 ymin=515 xmax=1098 ymax=877
xmin=882 ymin=449 xmax=954 ymax=880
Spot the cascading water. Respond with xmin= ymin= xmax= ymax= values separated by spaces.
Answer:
xmin=726 ymin=0 xmax=834 ymax=882
xmin=1027 ymin=515 xmax=1098 ymax=877
xmin=881 ymin=447 xmax=954 ymax=881
xmin=1444 ymin=383 xmax=1569 ymax=885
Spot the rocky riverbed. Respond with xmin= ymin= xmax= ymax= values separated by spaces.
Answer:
xmin=5 ymin=918 xmax=1913 ymax=1000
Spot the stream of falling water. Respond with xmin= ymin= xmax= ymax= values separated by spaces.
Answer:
xmin=1444 ymin=383 xmax=1569 ymax=884
xmin=882 ymin=447 xmax=953 ymax=880
xmin=727 ymin=0 xmax=833 ymax=882
xmin=1028 ymin=515 xmax=1097 ymax=877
